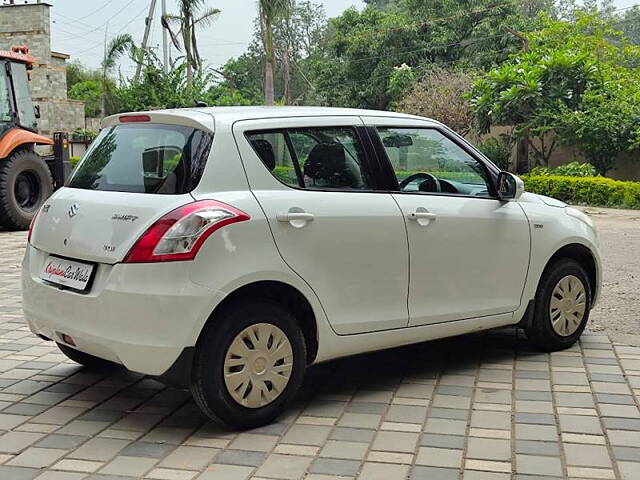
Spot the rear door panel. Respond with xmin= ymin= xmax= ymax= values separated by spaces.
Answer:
xmin=233 ymin=116 xmax=410 ymax=335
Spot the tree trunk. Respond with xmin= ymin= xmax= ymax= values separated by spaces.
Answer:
xmin=184 ymin=19 xmax=193 ymax=91
xmin=265 ymin=57 xmax=275 ymax=106
xmin=263 ymin=22 xmax=275 ymax=106
xmin=516 ymin=128 xmax=530 ymax=174
xmin=282 ymin=48 xmax=291 ymax=105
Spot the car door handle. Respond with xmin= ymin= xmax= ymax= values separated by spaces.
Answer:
xmin=408 ymin=208 xmax=437 ymax=227
xmin=409 ymin=212 xmax=437 ymax=220
xmin=277 ymin=212 xmax=315 ymax=222
xmin=276 ymin=211 xmax=315 ymax=228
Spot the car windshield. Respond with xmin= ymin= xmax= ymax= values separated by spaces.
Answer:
xmin=68 ymin=123 xmax=213 ymax=194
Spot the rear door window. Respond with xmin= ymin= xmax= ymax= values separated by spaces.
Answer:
xmin=68 ymin=123 xmax=213 ymax=194
xmin=246 ymin=127 xmax=373 ymax=191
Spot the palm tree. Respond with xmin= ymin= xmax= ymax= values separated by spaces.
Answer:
xmin=102 ymin=33 xmax=134 ymax=115
xmin=162 ymin=0 xmax=221 ymax=89
xmin=258 ymin=0 xmax=293 ymax=105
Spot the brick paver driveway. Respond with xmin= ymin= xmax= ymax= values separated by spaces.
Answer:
xmin=1 ymin=231 xmax=640 ymax=480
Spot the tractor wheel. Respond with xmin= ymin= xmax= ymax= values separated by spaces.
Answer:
xmin=0 ymin=149 xmax=53 ymax=230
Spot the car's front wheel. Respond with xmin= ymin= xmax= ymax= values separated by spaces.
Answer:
xmin=526 ymin=258 xmax=591 ymax=351
xmin=191 ymin=300 xmax=306 ymax=429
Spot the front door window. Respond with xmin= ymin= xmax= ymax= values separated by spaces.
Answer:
xmin=377 ymin=127 xmax=493 ymax=197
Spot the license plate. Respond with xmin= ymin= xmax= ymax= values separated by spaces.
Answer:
xmin=40 ymin=256 xmax=94 ymax=291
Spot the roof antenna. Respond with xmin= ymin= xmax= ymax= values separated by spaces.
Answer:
xmin=194 ymin=100 xmax=208 ymax=107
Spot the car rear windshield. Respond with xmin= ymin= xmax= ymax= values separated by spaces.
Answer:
xmin=68 ymin=123 xmax=213 ymax=194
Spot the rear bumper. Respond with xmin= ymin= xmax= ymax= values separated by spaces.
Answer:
xmin=22 ymin=245 xmax=222 ymax=376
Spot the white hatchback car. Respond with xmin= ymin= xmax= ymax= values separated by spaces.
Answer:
xmin=23 ymin=107 xmax=600 ymax=428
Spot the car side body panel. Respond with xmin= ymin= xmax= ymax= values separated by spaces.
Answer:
xmin=514 ymin=195 xmax=601 ymax=322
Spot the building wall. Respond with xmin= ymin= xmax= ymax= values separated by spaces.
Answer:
xmin=468 ymin=127 xmax=640 ymax=182
xmin=0 ymin=2 xmax=84 ymax=135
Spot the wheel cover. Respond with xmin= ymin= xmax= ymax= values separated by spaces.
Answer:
xmin=14 ymin=170 xmax=41 ymax=211
xmin=549 ymin=275 xmax=587 ymax=337
xmin=223 ymin=323 xmax=293 ymax=409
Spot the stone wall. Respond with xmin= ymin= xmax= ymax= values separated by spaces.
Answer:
xmin=0 ymin=2 xmax=84 ymax=135
xmin=36 ymin=99 xmax=85 ymax=135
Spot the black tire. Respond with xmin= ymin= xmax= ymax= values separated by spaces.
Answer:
xmin=0 ymin=148 xmax=53 ymax=230
xmin=526 ymin=258 xmax=592 ymax=351
xmin=191 ymin=300 xmax=306 ymax=429
xmin=57 ymin=343 xmax=121 ymax=370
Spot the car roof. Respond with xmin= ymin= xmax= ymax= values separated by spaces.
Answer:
xmin=103 ymin=106 xmax=439 ymax=131
xmin=190 ymin=106 xmax=430 ymax=121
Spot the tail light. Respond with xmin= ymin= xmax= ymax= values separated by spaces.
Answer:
xmin=123 ymin=200 xmax=249 ymax=263
xmin=28 ymin=207 xmax=42 ymax=244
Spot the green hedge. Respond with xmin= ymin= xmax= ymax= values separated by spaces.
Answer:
xmin=523 ymin=175 xmax=640 ymax=209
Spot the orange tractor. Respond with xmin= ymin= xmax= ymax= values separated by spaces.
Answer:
xmin=0 ymin=46 xmax=68 ymax=230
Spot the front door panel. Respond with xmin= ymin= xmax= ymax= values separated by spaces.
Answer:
xmin=393 ymin=194 xmax=530 ymax=326
xmin=362 ymin=117 xmax=530 ymax=326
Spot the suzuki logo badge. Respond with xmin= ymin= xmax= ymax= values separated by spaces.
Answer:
xmin=68 ymin=203 xmax=79 ymax=218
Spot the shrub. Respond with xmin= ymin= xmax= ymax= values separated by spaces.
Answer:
xmin=523 ymin=175 xmax=640 ymax=209
xmin=553 ymin=162 xmax=598 ymax=177
xmin=477 ymin=135 xmax=513 ymax=171
xmin=529 ymin=161 xmax=598 ymax=177
xmin=69 ymin=156 xmax=81 ymax=167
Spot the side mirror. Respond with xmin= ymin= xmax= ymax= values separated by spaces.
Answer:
xmin=497 ymin=172 xmax=524 ymax=200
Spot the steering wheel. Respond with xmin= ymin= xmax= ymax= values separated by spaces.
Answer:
xmin=399 ymin=172 xmax=441 ymax=193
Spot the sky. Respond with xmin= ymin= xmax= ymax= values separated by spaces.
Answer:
xmin=47 ymin=0 xmax=637 ymax=76
xmin=48 ymin=0 xmax=366 ymax=75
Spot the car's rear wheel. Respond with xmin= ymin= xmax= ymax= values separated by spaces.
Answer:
xmin=526 ymin=258 xmax=591 ymax=351
xmin=0 ymin=149 xmax=53 ymax=230
xmin=57 ymin=343 xmax=121 ymax=369
xmin=191 ymin=300 xmax=306 ymax=429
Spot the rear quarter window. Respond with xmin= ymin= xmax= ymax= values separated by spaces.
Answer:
xmin=68 ymin=123 xmax=213 ymax=194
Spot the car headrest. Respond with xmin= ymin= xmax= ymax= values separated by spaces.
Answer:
xmin=251 ymin=139 xmax=276 ymax=171
xmin=304 ymin=143 xmax=355 ymax=187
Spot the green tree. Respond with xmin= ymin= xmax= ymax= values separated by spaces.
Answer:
xmin=616 ymin=6 xmax=640 ymax=45
xmin=68 ymin=80 xmax=102 ymax=118
xmin=558 ymin=89 xmax=640 ymax=175
xmin=469 ymin=13 xmax=640 ymax=173
xmin=66 ymin=61 xmax=102 ymax=91
xmin=217 ymin=1 xmax=325 ymax=105
xmin=309 ymin=0 xmax=545 ymax=110
xmin=113 ymin=57 xmax=210 ymax=112
xmin=112 ymin=52 xmax=260 ymax=112
xmin=163 ymin=0 xmax=221 ymax=88
xmin=258 ymin=0 xmax=294 ymax=105
xmin=102 ymin=33 xmax=134 ymax=115
xmin=387 ymin=64 xmax=415 ymax=105
xmin=363 ymin=0 xmax=396 ymax=8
